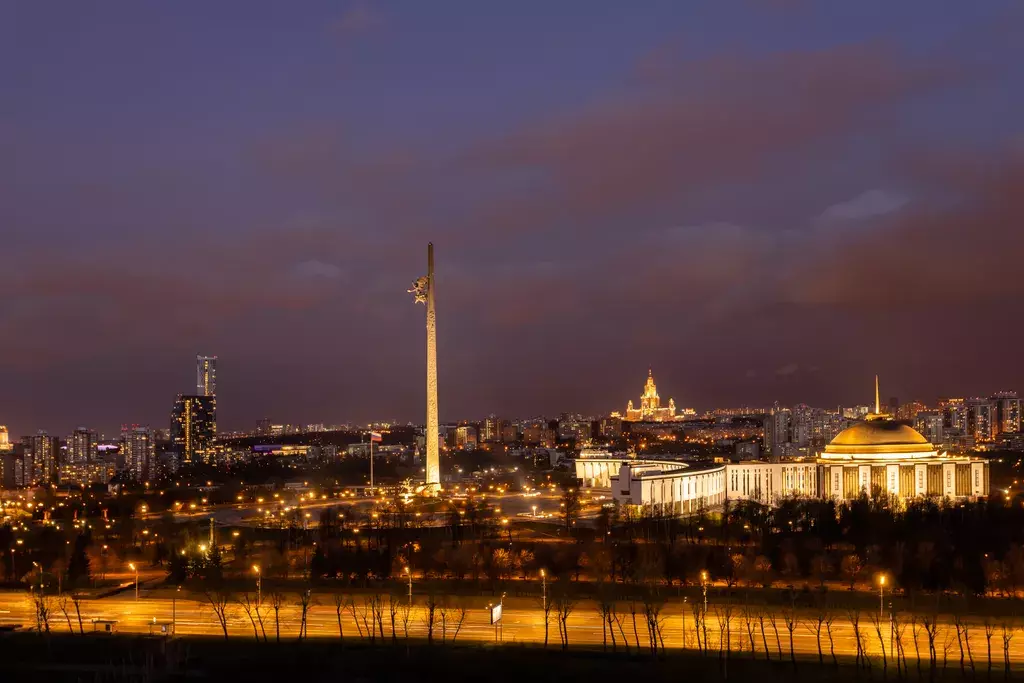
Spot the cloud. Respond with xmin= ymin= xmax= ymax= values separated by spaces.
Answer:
xmin=776 ymin=363 xmax=800 ymax=376
xmin=293 ymin=259 xmax=345 ymax=280
xmin=818 ymin=189 xmax=909 ymax=222
xmin=330 ymin=2 xmax=384 ymax=36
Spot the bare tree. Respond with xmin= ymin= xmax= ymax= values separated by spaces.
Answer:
xmin=298 ymin=588 xmax=313 ymax=640
xmin=447 ymin=604 xmax=467 ymax=642
xmin=892 ymin=612 xmax=908 ymax=676
xmin=690 ymin=600 xmax=703 ymax=655
xmin=824 ymin=610 xmax=838 ymax=667
xmin=953 ymin=612 xmax=968 ymax=675
xmin=767 ymin=610 xmax=783 ymax=660
xmin=57 ymin=594 xmax=74 ymax=633
xmin=869 ymin=611 xmax=888 ymax=674
xmin=204 ymin=590 xmax=231 ymax=641
xmin=984 ymin=618 xmax=996 ymax=675
xmin=270 ymin=591 xmax=285 ymax=643
xmin=239 ymin=593 xmax=262 ymax=640
xmin=757 ymin=610 xmax=772 ymax=661
xmin=782 ymin=602 xmax=798 ymax=668
xmin=742 ymin=604 xmax=757 ymax=660
xmin=388 ymin=594 xmax=400 ymax=644
xmin=539 ymin=586 xmax=554 ymax=648
xmin=70 ymin=594 xmax=85 ymax=635
xmin=922 ymin=612 xmax=939 ymax=671
xmin=642 ymin=591 xmax=666 ymax=655
xmin=554 ymin=593 xmax=576 ymax=650
xmin=805 ymin=605 xmax=826 ymax=665
xmin=628 ymin=598 xmax=641 ymax=651
xmin=847 ymin=609 xmax=864 ymax=668
xmin=1000 ymin=620 xmax=1016 ymax=677
xmin=910 ymin=615 xmax=923 ymax=677
xmin=346 ymin=595 xmax=364 ymax=638
xmin=424 ymin=592 xmax=439 ymax=645
xmin=332 ymin=593 xmax=346 ymax=645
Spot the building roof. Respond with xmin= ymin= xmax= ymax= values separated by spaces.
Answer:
xmin=822 ymin=416 xmax=937 ymax=460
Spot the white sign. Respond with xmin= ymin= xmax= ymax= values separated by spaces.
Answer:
xmin=489 ymin=603 xmax=502 ymax=624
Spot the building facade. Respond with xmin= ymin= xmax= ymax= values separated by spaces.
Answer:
xmin=196 ymin=355 xmax=217 ymax=397
xmin=171 ymin=394 xmax=217 ymax=466
xmin=625 ymin=368 xmax=678 ymax=422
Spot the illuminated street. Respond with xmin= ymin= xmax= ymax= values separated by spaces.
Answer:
xmin=0 ymin=589 xmax=1020 ymax=671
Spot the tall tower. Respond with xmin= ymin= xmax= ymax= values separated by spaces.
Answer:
xmin=409 ymin=243 xmax=440 ymax=493
xmin=196 ymin=355 xmax=217 ymax=396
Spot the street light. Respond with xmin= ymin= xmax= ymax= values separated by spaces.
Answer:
xmin=253 ymin=565 xmax=261 ymax=605
xmin=700 ymin=570 xmax=709 ymax=612
xmin=877 ymin=574 xmax=887 ymax=620
xmin=32 ymin=561 xmax=42 ymax=593
xmin=129 ymin=562 xmax=138 ymax=600
xmin=404 ymin=566 xmax=412 ymax=606
xmin=172 ymin=585 xmax=180 ymax=634
xmin=540 ymin=568 xmax=547 ymax=613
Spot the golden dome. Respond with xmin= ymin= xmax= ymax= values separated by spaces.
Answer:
xmin=822 ymin=417 xmax=937 ymax=461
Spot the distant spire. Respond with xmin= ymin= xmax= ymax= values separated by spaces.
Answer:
xmin=648 ymin=366 xmax=653 ymax=378
xmin=874 ymin=375 xmax=880 ymax=415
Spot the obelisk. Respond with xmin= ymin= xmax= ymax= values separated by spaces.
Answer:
xmin=409 ymin=243 xmax=440 ymax=494
xmin=424 ymin=243 xmax=440 ymax=493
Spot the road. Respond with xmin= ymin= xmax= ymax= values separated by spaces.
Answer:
xmin=0 ymin=590 xmax=1019 ymax=671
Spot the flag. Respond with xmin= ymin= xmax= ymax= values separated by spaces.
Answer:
xmin=369 ymin=431 xmax=383 ymax=443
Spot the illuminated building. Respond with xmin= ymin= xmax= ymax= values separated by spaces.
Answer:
xmin=482 ymin=415 xmax=504 ymax=443
xmin=966 ymin=398 xmax=998 ymax=443
xmin=454 ymin=425 xmax=478 ymax=450
xmin=764 ymin=406 xmax=790 ymax=457
xmin=0 ymin=426 xmax=11 ymax=453
xmin=500 ymin=423 xmax=519 ymax=443
xmin=896 ymin=401 xmax=927 ymax=422
xmin=625 ymin=368 xmax=679 ymax=422
xmin=121 ymin=425 xmax=155 ymax=482
xmin=196 ymin=355 xmax=217 ymax=397
xmin=914 ymin=410 xmax=944 ymax=445
xmin=24 ymin=431 xmax=59 ymax=483
xmin=819 ymin=379 xmax=987 ymax=501
xmin=69 ymin=427 xmax=98 ymax=464
xmin=993 ymin=392 xmax=1021 ymax=434
xmin=171 ymin=394 xmax=217 ymax=466
xmin=580 ymin=379 xmax=989 ymax=513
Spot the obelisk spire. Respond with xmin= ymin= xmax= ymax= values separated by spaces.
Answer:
xmin=874 ymin=374 xmax=880 ymax=415
xmin=424 ymin=243 xmax=440 ymax=493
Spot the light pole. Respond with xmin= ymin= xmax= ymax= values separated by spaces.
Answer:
xmin=32 ymin=561 xmax=42 ymax=594
xmin=540 ymin=568 xmax=547 ymax=613
xmin=531 ymin=505 xmax=537 ymax=518
xmin=878 ymin=573 xmax=886 ymax=621
xmin=700 ymin=570 xmax=709 ymax=612
xmin=253 ymin=565 xmax=261 ymax=605
xmin=404 ymin=566 xmax=412 ymax=606
xmin=173 ymin=585 xmax=180 ymax=634
xmin=129 ymin=562 xmax=138 ymax=600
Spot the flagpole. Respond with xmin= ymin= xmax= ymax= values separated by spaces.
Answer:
xmin=370 ymin=436 xmax=374 ymax=492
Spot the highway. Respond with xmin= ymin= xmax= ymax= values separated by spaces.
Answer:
xmin=0 ymin=590 xmax=1020 ymax=671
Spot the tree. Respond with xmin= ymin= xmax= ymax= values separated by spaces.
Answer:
xmin=65 ymin=534 xmax=91 ymax=589
xmin=840 ymin=553 xmax=862 ymax=590
xmin=560 ymin=487 xmax=581 ymax=532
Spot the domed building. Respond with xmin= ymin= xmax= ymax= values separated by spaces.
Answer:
xmin=819 ymin=378 xmax=988 ymax=502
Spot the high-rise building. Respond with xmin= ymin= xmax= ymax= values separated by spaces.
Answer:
xmin=482 ymin=415 xmax=504 ymax=443
xmin=171 ymin=394 xmax=217 ymax=466
xmin=454 ymin=425 xmax=478 ymax=450
xmin=196 ymin=355 xmax=217 ymax=397
xmin=69 ymin=428 xmax=98 ymax=464
xmin=967 ymin=398 xmax=998 ymax=443
xmin=764 ymin=407 xmax=791 ymax=457
xmin=914 ymin=410 xmax=944 ymax=446
xmin=121 ymin=425 xmax=155 ymax=482
xmin=993 ymin=392 xmax=1021 ymax=434
xmin=939 ymin=398 xmax=970 ymax=435
xmin=896 ymin=401 xmax=927 ymax=422
xmin=0 ymin=426 xmax=11 ymax=453
xmin=25 ymin=431 xmax=59 ymax=483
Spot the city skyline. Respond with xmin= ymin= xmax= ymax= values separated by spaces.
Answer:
xmin=4 ymin=2 xmax=1024 ymax=434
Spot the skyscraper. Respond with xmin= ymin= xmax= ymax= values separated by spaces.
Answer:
xmin=993 ymin=392 xmax=1021 ymax=434
xmin=121 ymin=425 xmax=155 ymax=482
xmin=171 ymin=394 xmax=217 ymax=466
xmin=69 ymin=428 xmax=98 ymax=464
xmin=196 ymin=355 xmax=217 ymax=397
xmin=28 ymin=431 xmax=59 ymax=483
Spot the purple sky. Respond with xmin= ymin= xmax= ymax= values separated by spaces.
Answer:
xmin=3 ymin=1 xmax=1024 ymax=436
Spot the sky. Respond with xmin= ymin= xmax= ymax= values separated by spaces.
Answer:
xmin=3 ymin=1 xmax=1024 ymax=436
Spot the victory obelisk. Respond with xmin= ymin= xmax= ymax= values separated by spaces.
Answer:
xmin=409 ymin=243 xmax=440 ymax=494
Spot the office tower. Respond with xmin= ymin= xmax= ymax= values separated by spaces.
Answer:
xmin=993 ymin=392 xmax=1021 ymax=434
xmin=171 ymin=394 xmax=217 ymax=466
xmin=196 ymin=355 xmax=217 ymax=397
xmin=69 ymin=428 xmax=98 ymax=464
xmin=121 ymin=425 xmax=155 ymax=482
